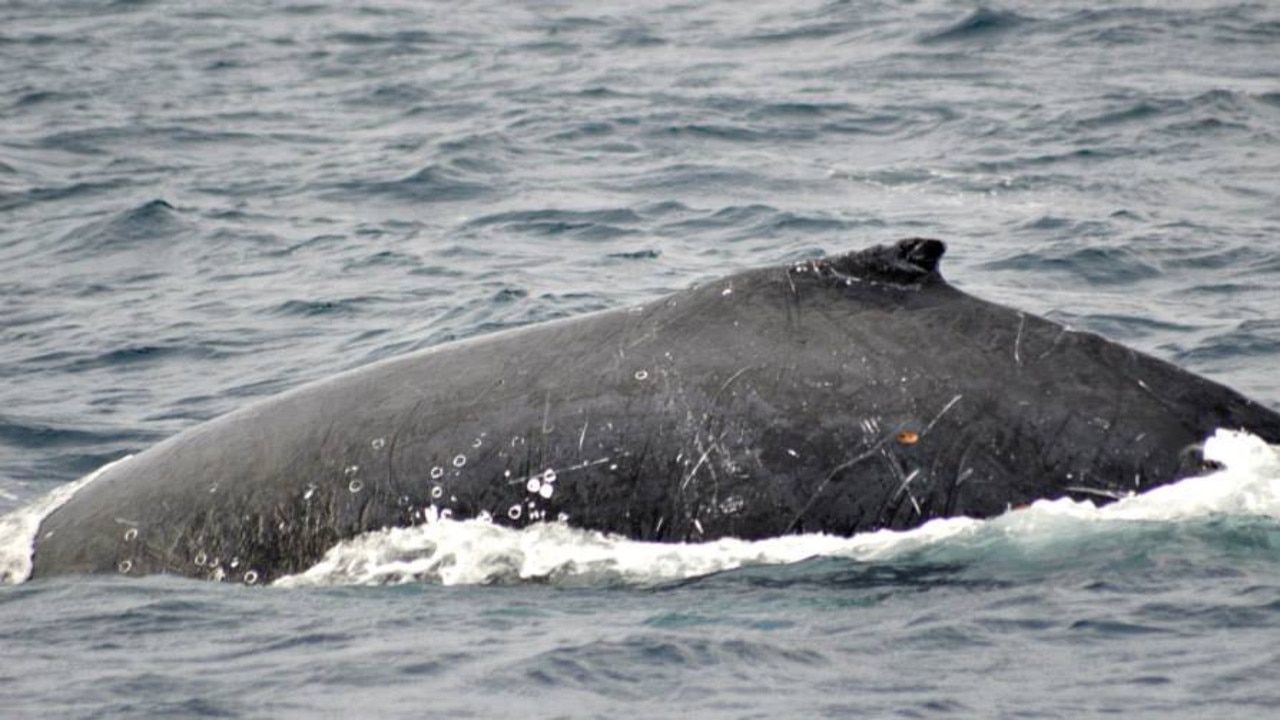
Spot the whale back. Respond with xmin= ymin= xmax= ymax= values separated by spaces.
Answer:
xmin=29 ymin=239 xmax=1280 ymax=583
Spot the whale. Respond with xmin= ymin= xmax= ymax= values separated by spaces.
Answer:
xmin=26 ymin=239 xmax=1280 ymax=584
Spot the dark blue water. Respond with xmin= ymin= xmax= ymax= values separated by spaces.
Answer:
xmin=3 ymin=0 xmax=1280 ymax=716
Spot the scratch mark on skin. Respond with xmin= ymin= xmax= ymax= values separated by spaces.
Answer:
xmin=893 ymin=469 xmax=922 ymax=513
xmin=1038 ymin=326 xmax=1069 ymax=360
xmin=922 ymin=394 xmax=963 ymax=437
xmin=507 ymin=457 xmax=613 ymax=486
xmin=570 ymin=457 xmax=613 ymax=472
xmin=712 ymin=366 xmax=752 ymax=403
xmin=466 ymin=377 xmax=503 ymax=407
xmin=385 ymin=432 xmax=399 ymax=489
xmin=680 ymin=441 xmax=715 ymax=494
xmin=541 ymin=391 xmax=553 ymax=434
xmin=1125 ymin=372 xmax=1181 ymax=414
xmin=786 ymin=439 xmax=892 ymax=533
xmin=942 ymin=438 xmax=979 ymax=517
xmin=384 ymin=396 xmax=429 ymax=491
xmin=1064 ymin=486 xmax=1129 ymax=501
xmin=1040 ymin=412 xmax=1074 ymax=462
xmin=786 ymin=269 xmax=797 ymax=297
xmin=823 ymin=263 xmax=856 ymax=285
xmin=1014 ymin=312 xmax=1026 ymax=366
xmin=578 ymin=419 xmax=589 ymax=453
xmin=874 ymin=449 xmax=927 ymax=526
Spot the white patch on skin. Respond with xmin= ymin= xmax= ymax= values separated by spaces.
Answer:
xmin=1013 ymin=312 xmax=1026 ymax=365
xmin=719 ymin=496 xmax=745 ymax=514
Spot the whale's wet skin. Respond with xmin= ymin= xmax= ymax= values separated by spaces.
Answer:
xmin=27 ymin=240 xmax=1280 ymax=584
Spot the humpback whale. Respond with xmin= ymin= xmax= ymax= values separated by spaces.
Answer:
xmin=26 ymin=239 xmax=1280 ymax=583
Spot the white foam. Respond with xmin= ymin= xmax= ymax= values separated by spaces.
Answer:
xmin=0 ymin=456 xmax=132 ymax=584
xmin=278 ymin=429 xmax=1280 ymax=588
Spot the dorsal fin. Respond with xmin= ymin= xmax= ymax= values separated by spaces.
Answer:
xmin=823 ymin=238 xmax=947 ymax=285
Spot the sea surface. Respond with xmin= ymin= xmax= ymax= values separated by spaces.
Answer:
xmin=3 ymin=0 xmax=1280 ymax=717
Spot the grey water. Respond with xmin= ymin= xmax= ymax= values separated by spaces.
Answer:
xmin=2 ymin=0 xmax=1280 ymax=717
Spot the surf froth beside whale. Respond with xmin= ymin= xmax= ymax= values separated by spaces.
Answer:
xmin=26 ymin=239 xmax=1280 ymax=584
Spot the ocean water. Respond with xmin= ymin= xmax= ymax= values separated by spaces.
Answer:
xmin=2 ymin=0 xmax=1280 ymax=716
